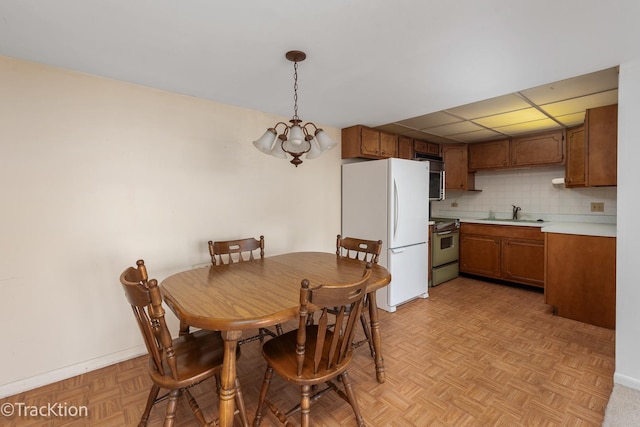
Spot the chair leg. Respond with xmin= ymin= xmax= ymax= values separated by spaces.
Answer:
xmin=234 ymin=377 xmax=250 ymax=427
xmin=163 ymin=389 xmax=181 ymax=427
xmin=276 ymin=323 xmax=284 ymax=335
xmin=359 ymin=312 xmax=375 ymax=358
xmin=300 ymin=384 xmax=312 ymax=427
xmin=139 ymin=384 xmax=160 ymax=427
xmin=253 ymin=366 xmax=274 ymax=427
xmin=183 ymin=389 xmax=208 ymax=426
xmin=340 ymin=371 xmax=365 ymax=427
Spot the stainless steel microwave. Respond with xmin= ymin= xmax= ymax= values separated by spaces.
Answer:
xmin=416 ymin=155 xmax=445 ymax=201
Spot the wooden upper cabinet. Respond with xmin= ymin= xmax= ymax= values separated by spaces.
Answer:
xmin=442 ymin=144 xmax=475 ymax=190
xmin=360 ymin=126 xmax=380 ymax=156
xmin=342 ymin=125 xmax=398 ymax=159
xmin=398 ymin=136 xmax=413 ymax=159
xmin=414 ymin=139 xmax=440 ymax=157
xmin=468 ymin=139 xmax=510 ymax=170
xmin=380 ymin=131 xmax=398 ymax=158
xmin=565 ymin=125 xmax=586 ymax=187
xmin=586 ymin=104 xmax=617 ymax=186
xmin=510 ymin=130 xmax=565 ymax=167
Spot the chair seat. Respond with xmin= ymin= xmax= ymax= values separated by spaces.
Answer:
xmin=261 ymin=326 xmax=353 ymax=385
xmin=149 ymin=329 xmax=235 ymax=390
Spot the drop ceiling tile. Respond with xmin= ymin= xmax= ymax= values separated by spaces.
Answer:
xmin=445 ymin=94 xmax=531 ymax=120
xmin=375 ymin=123 xmax=415 ymax=135
xmin=410 ymin=132 xmax=458 ymax=144
xmin=520 ymin=67 xmax=619 ymax=105
xmin=493 ymin=119 xmax=563 ymax=136
xmin=396 ymin=111 xmax=461 ymax=129
xmin=473 ymin=108 xmax=548 ymax=128
xmin=423 ymin=120 xmax=485 ymax=137
xmin=555 ymin=112 xmax=586 ymax=127
xmin=540 ymin=89 xmax=618 ymax=117
xmin=447 ymin=129 xmax=505 ymax=143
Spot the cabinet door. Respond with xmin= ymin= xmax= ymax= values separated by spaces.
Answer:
xmin=586 ymin=104 xmax=617 ymax=186
xmin=414 ymin=140 xmax=440 ymax=156
xmin=511 ymin=130 xmax=565 ymax=167
xmin=565 ymin=126 xmax=586 ymax=187
xmin=545 ymin=233 xmax=616 ymax=329
xmin=379 ymin=132 xmax=398 ymax=158
xmin=360 ymin=127 xmax=381 ymax=156
xmin=502 ymin=238 xmax=544 ymax=287
xmin=414 ymin=140 xmax=429 ymax=154
xmin=398 ymin=136 xmax=413 ymax=159
xmin=442 ymin=144 xmax=473 ymax=190
xmin=468 ymin=139 xmax=510 ymax=170
xmin=460 ymin=234 xmax=501 ymax=278
xmin=413 ymin=139 xmax=440 ymax=157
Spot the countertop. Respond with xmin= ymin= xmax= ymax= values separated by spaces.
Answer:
xmin=433 ymin=217 xmax=617 ymax=237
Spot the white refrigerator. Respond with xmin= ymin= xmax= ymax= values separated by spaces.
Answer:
xmin=342 ymin=158 xmax=429 ymax=312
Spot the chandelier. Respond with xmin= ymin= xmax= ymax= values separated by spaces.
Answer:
xmin=252 ymin=50 xmax=337 ymax=167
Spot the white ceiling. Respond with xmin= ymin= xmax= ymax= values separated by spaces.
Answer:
xmin=1 ymin=1 xmax=639 ymax=135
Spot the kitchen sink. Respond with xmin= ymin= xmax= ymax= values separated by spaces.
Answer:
xmin=480 ymin=218 xmax=545 ymax=223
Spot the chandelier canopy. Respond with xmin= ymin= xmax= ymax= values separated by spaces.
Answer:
xmin=252 ymin=50 xmax=337 ymax=167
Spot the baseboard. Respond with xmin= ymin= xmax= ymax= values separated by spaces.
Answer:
xmin=0 ymin=345 xmax=147 ymax=399
xmin=614 ymin=372 xmax=640 ymax=391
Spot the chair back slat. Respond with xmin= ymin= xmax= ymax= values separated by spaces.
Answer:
xmin=119 ymin=260 xmax=179 ymax=381
xmin=209 ymin=235 xmax=265 ymax=265
xmin=336 ymin=235 xmax=382 ymax=264
xmin=296 ymin=263 xmax=372 ymax=376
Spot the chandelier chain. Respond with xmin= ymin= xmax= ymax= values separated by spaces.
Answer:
xmin=292 ymin=61 xmax=299 ymax=121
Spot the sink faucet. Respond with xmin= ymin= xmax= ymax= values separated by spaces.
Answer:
xmin=512 ymin=205 xmax=522 ymax=220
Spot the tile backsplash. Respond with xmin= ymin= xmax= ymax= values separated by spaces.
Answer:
xmin=431 ymin=166 xmax=617 ymax=223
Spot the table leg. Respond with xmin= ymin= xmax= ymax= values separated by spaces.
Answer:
xmin=219 ymin=330 xmax=244 ymax=427
xmin=367 ymin=291 xmax=386 ymax=383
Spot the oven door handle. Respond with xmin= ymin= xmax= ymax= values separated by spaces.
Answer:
xmin=436 ymin=230 xmax=454 ymax=236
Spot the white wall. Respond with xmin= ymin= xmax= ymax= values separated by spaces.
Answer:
xmin=432 ymin=166 xmax=617 ymax=222
xmin=615 ymin=60 xmax=640 ymax=390
xmin=0 ymin=56 xmax=341 ymax=396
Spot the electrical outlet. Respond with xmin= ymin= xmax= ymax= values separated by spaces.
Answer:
xmin=451 ymin=202 xmax=459 ymax=208
xmin=591 ymin=202 xmax=605 ymax=212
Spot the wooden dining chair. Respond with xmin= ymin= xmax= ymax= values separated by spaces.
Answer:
xmin=335 ymin=234 xmax=383 ymax=359
xmin=208 ymin=235 xmax=265 ymax=265
xmin=119 ymin=259 xmax=249 ymax=427
xmin=253 ymin=263 xmax=373 ymax=427
xmin=207 ymin=235 xmax=283 ymax=344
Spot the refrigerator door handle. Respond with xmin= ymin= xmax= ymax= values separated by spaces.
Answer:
xmin=390 ymin=247 xmax=405 ymax=254
xmin=393 ymin=179 xmax=399 ymax=239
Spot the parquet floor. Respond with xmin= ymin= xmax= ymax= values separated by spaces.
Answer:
xmin=1 ymin=276 xmax=615 ymax=426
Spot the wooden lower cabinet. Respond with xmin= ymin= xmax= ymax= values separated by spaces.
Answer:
xmin=545 ymin=233 xmax=616 ymax=329
xmin=502 ymin=238 xmax=544 ymax=287
xmin=460 ymin=223 xmax=544 ymax=288
xmin=460 ymin=234 xmax=501 ymax=278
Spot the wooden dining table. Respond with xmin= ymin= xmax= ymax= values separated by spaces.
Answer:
xmin=160 ymin=251 xmax=391 ymax=427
